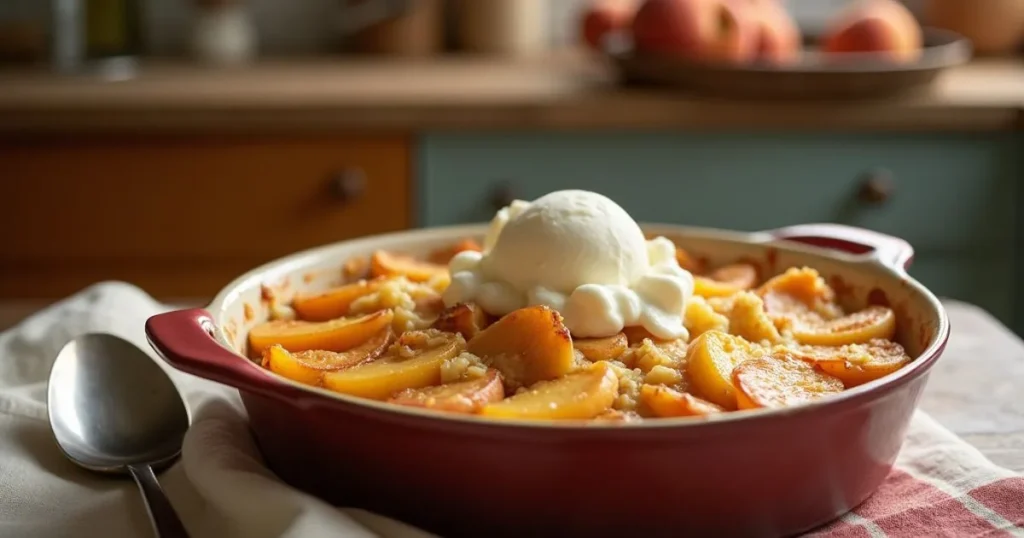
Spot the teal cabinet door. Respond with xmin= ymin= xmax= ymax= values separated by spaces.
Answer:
xmin=419 ymin=133 xmax=1016 ymax=253
xmin=419 ymin=132 xmax=1019 ymax=325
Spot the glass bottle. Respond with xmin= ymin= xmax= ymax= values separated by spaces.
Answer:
xmin=84 ymin=0 xmax=143 ymax=59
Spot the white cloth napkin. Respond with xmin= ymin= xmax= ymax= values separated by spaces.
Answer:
xmin=0 ymin=282 xmax=435 ymax=538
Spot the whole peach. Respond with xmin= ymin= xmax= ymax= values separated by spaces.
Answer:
xmin=631 ymin=0 xmax=757 ymax=63
xmin=581 ymin=0 xmax=640 ymax=51
xmin=821 ymin=0 xmax=923 ymax=63
xmin=748 ymin=0 xmax=801 ymax=64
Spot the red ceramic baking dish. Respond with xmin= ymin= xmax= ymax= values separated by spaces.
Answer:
xmin=145 ymin=222 xmax=949 ymax=538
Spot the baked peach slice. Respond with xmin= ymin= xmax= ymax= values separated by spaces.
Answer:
xmin=292 ymin=277 xmax=386 ymax=322
xmin=792 ymin=306 xmax=897 ymax=346
xmin=467 ymin=305 xmax=576 ymax=388
xmin=787 ymin=339 xmax=911 ymax=387
xmin=480 ymin=361 xmax=619 ymax=420
xmin=757 ymin=267 xmax=843 ymax=320
xmin=322 ymin=332 xmax=464 ymax=400
xmin=708 ymin=263 xmax=759 ymax=290
xmin=370 ymin=250 xmax=448 ymax=283
xmin=574 ymin=333 xmax=628 ymax=362
xmin=684 ymin=330 xmax=766 ymax=410
xmin=622 ymin=326 xmax=661 ymax=346
xmin=732 ymin=353 xmax=844 ymax=410
xmin=248 ymin=309 xmax=394 ymax=357
xmin=675 ymin=247 xmax=706 ymax=274
xmin=693 ymin=277 xmax=744 ymax=299
xmin=387 ymin=368 xmax=504 ymax=413
xmin=640 ymin=384 xmax=724 ymax=418
xmin=432 ymin=302 xmax=491 ymax=341
xmin=261 ymin=327 xmax=394 ymax=386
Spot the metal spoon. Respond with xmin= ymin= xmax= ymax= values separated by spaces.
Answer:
xmin=47 ymin=333 xmax=192 ymax=538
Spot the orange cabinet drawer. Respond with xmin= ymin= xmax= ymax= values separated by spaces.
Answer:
xmin=0 ymin=135 xmax=412 ymax=298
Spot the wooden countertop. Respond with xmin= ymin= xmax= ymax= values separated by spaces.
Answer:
xmin=1 ymin=53 xmax=1022 ymax=134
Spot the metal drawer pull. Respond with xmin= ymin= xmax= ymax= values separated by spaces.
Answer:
xmin=857 ymin=169 xmax=894 ymax=204
xmin=329 ymin=168 xmax=367 ymax=203
xmin=490 ymin=182 xmax=516 ymax=211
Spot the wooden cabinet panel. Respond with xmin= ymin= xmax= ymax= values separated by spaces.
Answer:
xmin=1 ymin=135 xmax=412 ymax=298
xmin=1 ymin=135 xmax=410 ymax=261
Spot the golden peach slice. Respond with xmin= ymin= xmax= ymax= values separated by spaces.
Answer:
xmin=693 ymin=277 xmax=744 ymax=299
xmin=248 ymin=309 xmax=394 ymax=357
xmin=640 ymin=384 xmax=724 ymax=418
xmin=684 ymin=330 xmax=766 ymax=410
xmin=322 ymin=333 xmax=464 ymax=400
xmin=480 ymin=362 xmax=619 ymax=420
xmin=732 ymin=353 xmax=844 ymax=410
xmin=757 ymin=267 xmax=843 ymax=320
xmin=792 ymin=306 xmax=897 ymax=346
xmin=261 ymin=327 xmax=394 ymax=385
xmin=387 ymin=368 xmax=504 ymax=413
xmin=370 ymin=250 xmax=448 ymax=283
xmin=787 ymin=339 xmax=911 ymax=387
xmin=467 ymin=305 xmax=576 ymax=389
xmin=709 ymin=263 xmax=759 ymax=290
xmin=675 ymin=247 xmax=706 ymax=274
xmin=432 ymin=302 xmax=491 ymax=341
xmin=573 ymin=333 xmax=628 ymax=362
xmin=621 ymin=326 xmax=661 ymax=346
xmin=292 ymin=277 xmax=386 ymax=322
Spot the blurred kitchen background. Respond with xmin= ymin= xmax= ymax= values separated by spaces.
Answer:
xmin=1 ymin=0 xmax=924 ymax=56
xmin=0 ymin=0 xmax=1022 ymax=334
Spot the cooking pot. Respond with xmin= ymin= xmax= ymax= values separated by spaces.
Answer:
xmin=146 ymin=222 xmax=949 ymax=538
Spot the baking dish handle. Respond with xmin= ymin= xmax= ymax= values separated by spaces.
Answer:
xmin=765 ymin=223 xmax=915 ymax=271
xmin=146 ymin=308 xmax=306 ymax=403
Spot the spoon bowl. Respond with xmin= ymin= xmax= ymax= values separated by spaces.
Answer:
xmin=48 ymin=332 xmax=192 ymax=537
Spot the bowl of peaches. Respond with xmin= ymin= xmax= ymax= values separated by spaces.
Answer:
xmin=147 ymin=190 xmax=949 ymax=538
xmin=582 ymin=0 xmax=972 ymax=99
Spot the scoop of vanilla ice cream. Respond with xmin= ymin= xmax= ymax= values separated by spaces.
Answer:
xmin=482 ymin=199 xmax=531 ymax=252
xmin=479 ymin=190 xmax=649 ymax=294
xmin=443 ymin=190 xmax=694 ymax=340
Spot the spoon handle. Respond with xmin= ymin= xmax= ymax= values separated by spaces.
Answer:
xmin=128 ymin=464 xmax=190 ymax=538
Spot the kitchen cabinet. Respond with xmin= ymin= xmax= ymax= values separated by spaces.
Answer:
xmin=0 ymin=135 xmax=412 ymax=299
xmin=419 ymin=132 xmax=1021 ymax=325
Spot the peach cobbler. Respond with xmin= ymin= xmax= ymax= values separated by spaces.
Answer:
xmin=248 ymin=190 xmax=911 ymax=422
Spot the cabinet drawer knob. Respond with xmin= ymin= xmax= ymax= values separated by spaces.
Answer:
xmin=490 ymin=183 xmax=516 ymax=211
xmin=329 ymin=168 xmax=367 ymax=203
xmin=858 ymin=169 xmax=894 ymax=204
